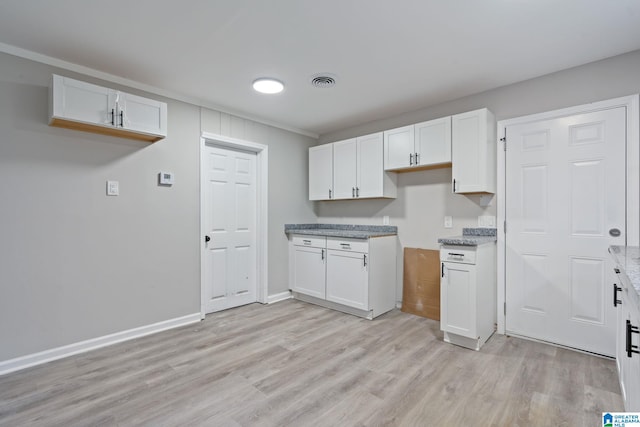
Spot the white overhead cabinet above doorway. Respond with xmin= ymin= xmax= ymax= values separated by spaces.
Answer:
xmin=49 ymin=74 xmax=167 ymax=142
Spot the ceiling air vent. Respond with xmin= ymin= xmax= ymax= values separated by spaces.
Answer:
xmin=310 ymin=73 xmax=337 ymax=88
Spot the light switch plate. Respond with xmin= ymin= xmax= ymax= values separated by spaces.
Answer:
xmin=106 ymin=180 xmax=119 ymax=196
xmin=444 ymin=216 xmax=453 ymax=228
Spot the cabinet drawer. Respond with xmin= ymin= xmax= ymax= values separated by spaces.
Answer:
xmin=440 ymin=246 xmax=476 ymax=264
xmin=292 ymin=235 xmax=326 ymax=248
xmin=327 ymin=237 xmax=368 ymax=253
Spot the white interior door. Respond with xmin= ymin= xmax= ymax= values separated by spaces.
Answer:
xmin=505 ymin=107 xmax=626 ymax=356
xmin=203 ymin=144 xmax=257 ymax=313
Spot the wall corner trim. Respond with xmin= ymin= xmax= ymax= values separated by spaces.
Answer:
xmin=267 ymin=291 xmax=293 ymax=304
xmin=0 ymin=313 xmax=201 ymax=376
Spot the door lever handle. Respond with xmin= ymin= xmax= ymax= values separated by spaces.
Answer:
xmin=205 ymin=235 xmax=211 ymax=243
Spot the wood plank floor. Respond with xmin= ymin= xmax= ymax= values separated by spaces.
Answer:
xmin=0 ymin=300 xmax=623 ymax=426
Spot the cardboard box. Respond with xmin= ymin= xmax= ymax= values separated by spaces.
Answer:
xmin=401 ymin=248 xmax=440 ymax=320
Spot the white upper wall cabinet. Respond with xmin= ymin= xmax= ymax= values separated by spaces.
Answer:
xmin=310 ymin=132 xmax=396 ymax=201
xmin=357 ymin=132 xmax=396 ymax=199
xmin=333 ymin=138 xmax=358 ymax=199
xmin=49 ymin=74 xmax=167 ymax=142
xmin=451 ymin=108 xmax=496 ymax=194
xmin=415 ymin=116 xmax=452 ymax=167
xmin=309 ymin=144 xmax=334 ymax=201
xmin=384 ymin=117 xmax=452 ymax=171
xmin=383 ymin=125 xmax=415 ymax=170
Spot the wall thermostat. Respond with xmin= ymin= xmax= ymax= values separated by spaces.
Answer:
xmin=158 ymin=171 xmax=175 ymax=186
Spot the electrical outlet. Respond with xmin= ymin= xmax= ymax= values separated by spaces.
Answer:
xmin=106 ymin=180 xmax=119 ymax=196
xmin=444 ymin=216 xmax=453 ymax=228
xmin=478 ymin=215 xmax=496 ymax=227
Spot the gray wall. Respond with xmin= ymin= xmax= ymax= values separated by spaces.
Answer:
xmin=316 ymin=49 xmax=640 ymax=301
xmin=0 ymin=52 xmax=316 ymax=362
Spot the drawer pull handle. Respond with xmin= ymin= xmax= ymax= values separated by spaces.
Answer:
xmin=303 ymin=240 xmax=312 ymax=245
xmin=448 ymin=253 xmax=465 ymax=257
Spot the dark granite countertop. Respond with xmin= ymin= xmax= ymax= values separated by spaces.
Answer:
xmin=609 ymin=245 xmax=640 ymax=311
xmin=284 ymin=224 xmax=397 ymax=239
xmin=438 ymin=227 xmax=497 ymax=246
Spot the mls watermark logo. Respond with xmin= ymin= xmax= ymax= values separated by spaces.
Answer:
xmin=604 ymin=412 xmax=640 ymax=426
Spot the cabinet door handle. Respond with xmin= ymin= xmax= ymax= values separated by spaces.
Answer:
xmin=321 ymin=249 xmax=325 ymax=261
xmin=441 ymin=262 xmax=445 ymax=278
xmin=329 ymin=189 xmax=332 ymax=199
xmin=356 ymin=187 xmax=359 ymax=197
xmin=615 ymin=268 xmax=621 ymax=274
xmin=626 ymin=319 xmax=640 ymax=357
xmin=352 ymin=187 xmax=355 ymax=198
xmin=409 ymin=153 xmax=414 ymax=166
xmin=453 ymin=179 xmax=457 ymax=192
xmin=119 ymin=110 xmax=124 ymax=127
xmin=363 ymin=254 xmax=367 ymax=267
xmin=614 ymin=283 xmax=622 ymax=307
xmin=415 ymin=152 xmax=419 ymax=165
xmin=110 ymin=108 xmax=115 ymax=126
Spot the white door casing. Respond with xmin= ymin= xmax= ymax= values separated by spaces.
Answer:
xmin=200 ymin=133 xmax=268 ymax=317
xmin=499 ymin=97 xmax=640 ymax=356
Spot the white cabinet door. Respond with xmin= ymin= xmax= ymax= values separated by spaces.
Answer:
xmin=326 ymin=249 xmax=368 ymax=310
xmin=118 ymin=92 xmax=167 ymax=137
xmin=292 ymin=245 xmax=326 ymax=299
xmin=309 ymin=144 xmax=333 ymax=200
xmin=415 ymin=116 xmax=451 ymax=166
xmin=384 ymin=125 xmax=414 ymax=170
xmin=627 ymin=305 xmax=640 ymax=411
xmin=357 ymin=132 xmax=384 ymax=198
xmin=441 ymin=262 xmax=477 ymax=339
xmin=332 ymin=138 xmax=357 ymax=199
xmin=51 ymin=75 xmax=116 ymax=127
xmin=451 ymin=108 xmax=496 ymax=193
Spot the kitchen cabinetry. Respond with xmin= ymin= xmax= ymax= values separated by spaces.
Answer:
xmin=310 ymin=133 xmax=396 ymax=201
xmin=49 ymin=74 xmax=167 ymax=142
xmin=613 ymin=264 xmax=640 ymax=411
xmin=383 ymin=117 xmax=452 ymax=171
xmin=451 ymin=108 xmax=496 ymax=194
xmin=290 ymin=236 xmax=327 ymax=299
xmin=309 ymin=144 xmax=334 ymax=200
xmin=288 ymin=234 xmax=396 ymax=319
xmin=440 ymin=243 xmax=496 ymax=350
xmin=332 ymin=133 xmax=396 ymax=200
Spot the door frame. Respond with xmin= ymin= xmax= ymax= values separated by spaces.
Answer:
xmin=496 ymin=95 xmax=640 ymax=334
xmin=200 ymin=132 xmax=269 ymax=319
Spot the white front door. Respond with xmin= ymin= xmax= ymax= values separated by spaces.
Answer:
xmin=202 ymin=143 xmax=257 ymax=313
xmin=505 ymin=107 xmax=626 ymax=356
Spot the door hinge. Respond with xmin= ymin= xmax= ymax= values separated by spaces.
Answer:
xmin=504 ymin=302 xmax=506 ymax=316
xmin=503 ymin=221 xmax=506 ymax=234
xmin=500 ymin=130 xmax=506 ymax=151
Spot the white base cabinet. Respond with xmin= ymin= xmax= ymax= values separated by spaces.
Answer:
xmin=440 ymin=243 xmax=496 ymax=350
xmin=49 ymin=74 xmax=167 ymax=142
xmin=613 ymin=265 xmax=640 ymax=411
xmin=289 ymin=234 xmax=396 ymax=319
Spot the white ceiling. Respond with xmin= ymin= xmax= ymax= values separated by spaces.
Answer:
xmin=0 ymin=0 xmax=639 ymax=137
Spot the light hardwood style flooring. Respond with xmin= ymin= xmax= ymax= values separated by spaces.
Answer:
xmin=0 ymin=300 xmax=623 ymax=426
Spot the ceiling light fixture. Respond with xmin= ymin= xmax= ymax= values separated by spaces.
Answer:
xmin=252 ymin=78 xmax=284 ymax=94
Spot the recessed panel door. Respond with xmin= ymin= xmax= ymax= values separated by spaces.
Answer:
xmin=333 ymin=138 xmax=357 ymax=199
xmin=441 ymin=262 xmax=476 ymax=339
xmin=326 ymin=250 xmax=368 ymax=311
xmin=203 ymin=144 xmax=257 ymax=313
xmin=505 ymin=107 xmax=626 ymax=356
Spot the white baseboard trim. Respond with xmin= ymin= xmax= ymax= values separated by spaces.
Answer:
xmin=0 ymin=312 xmax=201 ymax=376
xmin=266 ymin=291 xmax=292 ymax=304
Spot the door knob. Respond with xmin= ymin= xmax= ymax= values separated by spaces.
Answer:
xmin=609 ymin=228 xmax=621 ymax=237
xmin=205 ymin=235 xmax=211 ymax=243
